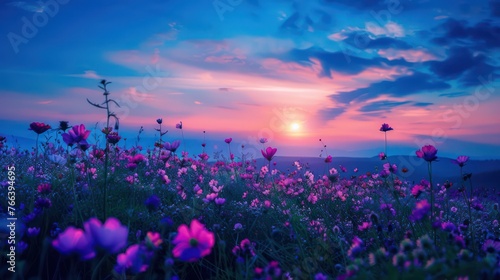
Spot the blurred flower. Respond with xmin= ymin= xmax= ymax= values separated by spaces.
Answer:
xmin=261 ymin=147 xmax=277 ymax=162
xmin=234 ymin=223 xmax=243 ymax=230
xmin=379 ymin=123 xmax=393 ymax=132
xmin=115 ymin=244 xmax=152 ymax=274
xmin=224 ymin=138 xmax=232 ymax=144
xmin=52 ymin=227 xmax=95 ymax=260
xmin=172 ymin=219 xmax=215 ymax=262
xmin=176 ymin=121 xmax=182 ymax=129
xmin=144 ymin=195 xmax=161 ymax=211
xmin=325 ymin=155 xmax=332 ymax=163
xmin=62 ymin=124 xmax=91 ymax=147
xmin=452 ymin=155 xmax=469 ymax=167
xmin=84 ymin=217 xmax=128 ymax=254
xmin=34 ymin=197 xmax=52 ymax=209
xmin=156 ymin=118 xmax=163 ymax=124
xmin=409 ymin=200 xmax=431 ymax=222
xmin=379 ymin=152 xmax=387 ymax=160
xmin=482 ymin=239 xmax=500 ymax=254
xmin=411 ymin=184 xmax=425 ymax=198
xmin=214 ymin=197 xmax=226 ymax=205
xmin=145 ymin=232 xmax=163 ymax=249
xmin=107 ymin=132 xmax=121 ymax=145
xmin=29 ymin=122 xmax=51 ymax=134
xmin=259 ymin=138 xmax=268 ymax=144
xmin=27 ymin=227 xmax=40 ymax=237
xmin=48 ymin=154 xmax=67 ymax=165
xmin=37 ymin=183 xmax=52 ymax=194
xmin=416 ymin=145 xmax=438 ymax=162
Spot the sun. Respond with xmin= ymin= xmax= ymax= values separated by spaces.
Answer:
xmin=290 ymin=122 xmax=300 ymax=132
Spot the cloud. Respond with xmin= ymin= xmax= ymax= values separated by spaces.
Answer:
xmin=438 ymin=91 xmax=468 ymax=98
xmin=427 ymin=47 xmax=497 ymax=86
xmin=491 ymin=0 xmax=500 ymax=17
xmin=330 ymin=71 xmax=450 ymax=105
xmin=358 ymin=100 xmax=411 ymax=112
xmin=432 ymin=18 xmax=500 ymax=51
xmin=339 ymin=32 xmax=413 ymax=50
xmin=365 ymin=21 xmax=405 ymax=38
xmin=7 ymin=1 xmax=44 ymax=12
xmin=378 ymin=48 xmax=438 ymax=62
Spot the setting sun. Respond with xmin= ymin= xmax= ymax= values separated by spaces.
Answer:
xmin=290 ymin=122 xmax=300 ymax=132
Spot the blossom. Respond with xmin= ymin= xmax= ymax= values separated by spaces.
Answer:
xmin=84 ymin=217 xmax=128 ymax=254
xmin=482 ymin=239 xmax=500 ymax=254
xmin=416 ymin=145 xmax=438 ymax=162
xmin=379 ymin=123 xmax=393 ymax=132
xmin=259 ymin=138 xmax=268 ymax=144
xmin=176 ymin=121 xmax=182 ymax=129
xmin=62 ymin=124 xmax=91 ymax=147
xmin=379 ymin=152 xmax=387 ymax=160
xmin=224 ymin=138 xmax=232 ymax=144
xmin=411 ymin=184 xmax=425 ymax=198
xmin=48 ymin=154 xmax=67 ymax=165
xmin=214 ymin=197 xmax=226 ymax=205
xmin=52 ymin=227 xmax=95 ymax=260
xmin=452 ymin=155 xmax=469 ymax=167
xmin=29 ymin=122 xmax=51 ymax=134
xmin=107 ymin=132 xmax=121 ymax=145
xmin=172 ymin=219 xmax=215 ymax=262
xmin=27 ymin=227 xmax=41 ymax=237
xmin=156 ymin=118 xmax=162 ymax=124
xmin=145 ymin=232 xmax=163 ymax=249
xmin=144 ymin=195 xmax=161 ymax=211
xmin=409 ymin=200 xmax=431 ymax=222
xmin=324 ymin=155 xmax=332 ymax=163
xmin=164 ymin=140 xmax=180 ymax=153
xmin=37 ymin=183 xmax=52 ymax=194
xmin=261 ymin=147 xmax=277 ymax=162
xmin=115 ymin=244 xmax=152 ymax=274
xmin=58 ymin=121 xmax=70 ymax=131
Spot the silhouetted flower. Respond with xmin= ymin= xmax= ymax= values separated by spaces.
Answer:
xmin=144 ymin=195 xmax=161 ymax=211
xmin=416 ymin=145 xmax=438 ymax=162
xmin=58 ymin=121 xmax=70 ymax=131
xmin=164 ymin=140 xmax=180 ymax=153
xmin=156 ymin=118 xmax=163 ymax=124
xmin=29 ymin=122 xmax=51 ymax=134
xmin=172 ymin=219 xmax=215 ymax=262
xmin=176 ymin=121 xmax=182 ymax=129
xmin=115 ymin=244 xmax=152 ymax=274
xmin=380 ymin=123 xmax=393 ymax=132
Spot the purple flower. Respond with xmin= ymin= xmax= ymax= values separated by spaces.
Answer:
xmin=107 ymin=132 xmax=121 ymax=145
xmin=164 ymin=140 xmax=181 ymax=153
xmin=115 ymin=244 xmax=152 ymax=274
xmin=409 ymin=200 xmax=431 ymax=222
xmin=27 ymin=227 xmax=41 ymax=237
xmin=34 ymin=197 xmax=52 ymax=209
xmin=441 ymin=221 xmax=456 ymax=232
xmin=378 ymin=152 xmax=387 ymax=160
xmin=144 ymin=195 xmax=161 ymax=211
xmin=452 ymin=155 xmax=469 ymax=167
xmin=261 ymin=147 xmax=277 ymax=162
xmin=84 ymin=217 xmax=128 ymax=254
xmin=416 ymin=145 xmax=438 ymax=162
xmin=176 ymin=121 xmax=182 ymax=129
xmin=156 ymin=118 xmax=162 ymax=124
xmin=224 ymin=138 xmax=232 ymax=144
xmin=214 ymin=197 xmax=226 ymax=205
xmin=379 ymin=123 xmax=393 ymax=132
xmin=259 ymin=138 xmax=268 ymax=144
xmin=52 ymin=227 xmax=96 ymax=260
xmin=62 ymin=124 xmax=91 ymax=147
xmin=482 ymin=239 xmax=500 ymax=253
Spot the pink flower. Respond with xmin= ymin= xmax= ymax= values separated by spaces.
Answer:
xmin=416 ymin=145 xmax=438 ymax=162
xmin=324 ymin=155 xmax=332 ymax=163
xmin=261 ymin=147 xmax=277 ymax=162
xmin=378 ymin=152 xmax=387 ymax=160
xmin=145 ymin=232 xmax=163 ymax=249
xmin=411 ymin=184 xmax=425 ymax=198
xmin=224 ymin=138 xmax=232 ymax=144
xmin=52 ymin=227 xmax=95 ymax=260
xmin=172 ymin=219 xmax=215 ymax=262
xmin=84 ymin=217 xmax=128 ymax=254
xmin=29 ymin=122 xmax=51 ymax=134
xmin=452 ymin=155 xmax=469 ymax=167
xmin=115 ymin=244 xmax=152 ymax=274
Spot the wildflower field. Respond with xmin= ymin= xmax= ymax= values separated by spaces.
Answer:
xmin=1 ymin=82 xmax=499 ymax=280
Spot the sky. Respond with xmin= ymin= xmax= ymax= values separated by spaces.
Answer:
xmin=0 ymin=0 xmax=499 ymax=159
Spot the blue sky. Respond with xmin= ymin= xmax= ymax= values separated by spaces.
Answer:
xmin=1 ymin=0 xmax=499 ymax=159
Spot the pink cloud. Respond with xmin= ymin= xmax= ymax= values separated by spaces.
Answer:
xmin=377 ymin=48 xmax=439 ymax=62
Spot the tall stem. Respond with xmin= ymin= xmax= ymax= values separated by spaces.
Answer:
xmin=384 ymin=132 xmax=387 ymax=155
xmin=103 ymin=90 xmax=110 ymax=220
xmin=428 ymin=162 xmax=435 ymax=241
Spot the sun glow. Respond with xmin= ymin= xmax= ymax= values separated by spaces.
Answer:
xmin=290 ymin=122 xmax=300 ymax=132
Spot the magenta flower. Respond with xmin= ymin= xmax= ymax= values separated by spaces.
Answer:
xmin=52 ymin=227 xmax=95 ymax=260
xmin=215 ymin=197 xmax=226 ymax=205
xmin=107 ymin=132 xmax=121 ymax=145
xmin=324 ymin=155 xmax=332 ymax=163
xmin=172 ymin=219 xmax=215 ymax=262
xmin=145 ymin=232 xmax=163 ymax=249
xmin=224 ymin=137 xmax=232 ymax=144
xmin=261 ymin=147 xmax=277 ymax=162
xmin=115 ymin=244 xmax=152 ymax=274
xmin=84 ymin=217 xmax=128 ymax=254
xmin=452 ymin=155 xmax=469 ymax=167
xmin=379 ymin=123 xmax=393 ymax=132
xmin=416 ymin=145 xmax=438 ymax=162
xmin=378 ymin=152 xmax=387 ymax=160
xmin=62 ymin=124 xmax=91 ymax=147
xmin=29 ymin=122 xmax=51 ymax=134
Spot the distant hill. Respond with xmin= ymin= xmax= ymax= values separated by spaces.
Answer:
xmin=252 ymin=156 xmax=500 ymax=189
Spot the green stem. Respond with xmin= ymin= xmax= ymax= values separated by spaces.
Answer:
xmin=428 ymin=162 xmax=435 ymax=242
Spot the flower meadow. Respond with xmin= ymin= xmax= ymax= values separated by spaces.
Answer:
xmin=1 ymin=82 xmax=500 ymax=280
